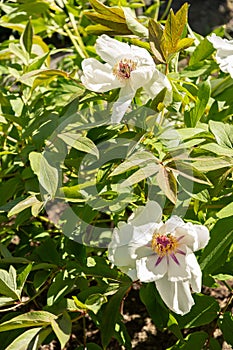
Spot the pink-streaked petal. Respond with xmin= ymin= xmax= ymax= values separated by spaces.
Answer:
xmin=167 ymin=252 xmax=190 ymax=282
xmin=155 ymin=256 xmax=164 ymax=266
xmin=176 ymin=249 xmax=186 ymax=256
xmin=170 ymin=253 xmax=180 ymax=265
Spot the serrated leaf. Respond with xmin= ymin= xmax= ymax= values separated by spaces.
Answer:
xmin=58 ymin=132 xmax=99 ymax=158
xmin=0 ymin=311 xmax=57 ymax=332
xmin=51 ymin=312 xmax=71 ymax=349
xmin=29 ymin=152 xmax=58 ymax=197
xmin=156 ymin=165 xmax=177 ymax=204
xmin=5 ymin=327 xmax=42 ymax=350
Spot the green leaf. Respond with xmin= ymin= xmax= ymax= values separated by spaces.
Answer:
xmin=156 ymin=165 xmax=177 ymax=204
xmin=218 ymin=312 xmax=233 ymax=346
xmin=167 ymin=314 xmax=183 ymax=340
xmin=175 ymin=294 xmax=219 ymax=328
xmin=189 ymin=37 xmax=214 ymax=65
xmin=168 ymin=331 xmax=208 ymax=350
xmin=120 ymin=163 xmax=159 ymax=187
xmin=139 ymin=283 xmax=169 ymax=330
xmin=51 ymin=312 xmax=72 ymax=349
xmin=100 ymin=284 xmax=131 ymax=349
xmin=185 ymin=80 xmax=211 ymax=127
xmin=122 ymin=7 xmax=148 ymax=38
xmin=35 ymin=237 xmax=60 ymax=266
xmin=77 ymin=344 xmax=102 ymax=350
xmin=8 ymin=195 xmax=41 ymax=217
xmin=148 ymin=19 xmax=165 ymax=63
xmin=85 ymin=293 xmax=108 ymax=314
xmin=200 ymin=217 xmax=233 ymax=273
xmin=201 ymin=143 xmax=233 ymax=157
xmin=21 ymin=19 xmax=33 ymax=55
xmin=216 ymin=202 xmax=233 ymax=218
xmin=29 ymin=152 xmax=58 ymax=197
xmin=209 ymin=120 xmax=233 ymax=148
xmin=0 ymin=311 xmax=57 ymax=332
xmin=17 ymin=264 xmax=32 ymax=293
xmin=0 ymin=267 xmax=20 ymax=300
xmin=5 ymin=327 xmax=42 ymax=350
xmin=58 ymin=132 xmax=99 ymax=158
xmin=47 ymin=270 xmax=75 ymax=306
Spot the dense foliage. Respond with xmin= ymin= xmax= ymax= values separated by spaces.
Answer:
xmin=0 ymin=0 xmax=232 ymax=349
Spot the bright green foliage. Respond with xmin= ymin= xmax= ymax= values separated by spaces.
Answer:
xmin=0 ymin=0 xmax=232 ymax=349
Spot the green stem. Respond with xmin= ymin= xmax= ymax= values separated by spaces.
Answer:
xmin=64 ymin=24 xmax=86 ymax=59
xmin=160 ymin=0 xmax=173 ymax=20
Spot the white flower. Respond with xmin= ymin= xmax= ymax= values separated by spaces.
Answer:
xmin=81 ymin=35 xmax=172 ymax=123
xmin=108 ymin=201 xmax=210 ymax=315
xmin=207 ymin=33 xmax=233 ymax=78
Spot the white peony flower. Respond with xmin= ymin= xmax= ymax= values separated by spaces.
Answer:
xmin=81 ymin=35 xmax=172 ymax=123
xmin=207 ymin=33 xmax=233 ymax=78
xmin=108 ymin=201 xmax=210 ymax=315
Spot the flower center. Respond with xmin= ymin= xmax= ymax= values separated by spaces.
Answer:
xmin=113 ymin=58 xmax=137 ymax=80
xmin=151 ymin=233 xmax=178 ymax=257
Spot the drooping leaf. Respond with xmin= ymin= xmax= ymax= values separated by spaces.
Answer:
xmin=8 ymin=195 xmax=41 ymax=217
xmin=122 ymin=7 xmax=148 ymax=38
xmin=0 ymin=311 xmax=57 ymax=332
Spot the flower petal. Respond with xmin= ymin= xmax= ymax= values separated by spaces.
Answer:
xmin=81 ymin=58 xmax=123 ymax=92
xmin=186 ymin=252 xmax=202 ymax=293
xmin=130 ymin=66 xmax=154 ymax=91
xmin=111 ymin=84 xmax=135 ymax=123
xmin=96 ymin=34 xmax=131 ymax=66
xmin=136 ymin=254 xmax=167 ymax=282
xmin=144 ymin=69 xmax=172 ymax=105
xmin=192 ymin=224 xmax=210 ymax=251
xmin=130 ymin=45 xmax=155 ymax=66
xmin=129 ymin=201 xmax=163 ymax=227
xmin=207 ymin=33 xmax=233 ymax=51
xmin=167 ymin=249 xmax=191 ymax=282
xmin=155 ymin=278 xmax=195 ymax=315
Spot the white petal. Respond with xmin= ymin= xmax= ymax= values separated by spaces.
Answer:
xmin=159 ymin=216 xmax=185 ymax=235
xmin=144 ymin=69 xmax=172 ymax=105
xmin=129 ymin=201 xmax=163 ymax=227
xmin=155 ymin=278 xmax=195 ymax=315
xmin=192 ymin=224 xmax=210 ymax=251
xmin=186 ymin=252 xmax=202 ymax=293
xmin=167 ymin=250 xmax=191 ymax=282
xmin=81 ymin=58 xmax=123 ymax=92
xmin=130 ymin=45 xmax=155 ymax=66
xmin=121 ymin=266 xmax=138 ymax=281
xmin=136 ymin=255 xmax=167 ymax=282
xmin=130 ymin=66 xmax=154 ymax=91
xmin=96 ymin=34 xmax=131 ymax=66
xmin=111 ymin=84 xmax=135 ymax=123
xmin=207 ymin=33 xmax=233 ymax=51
